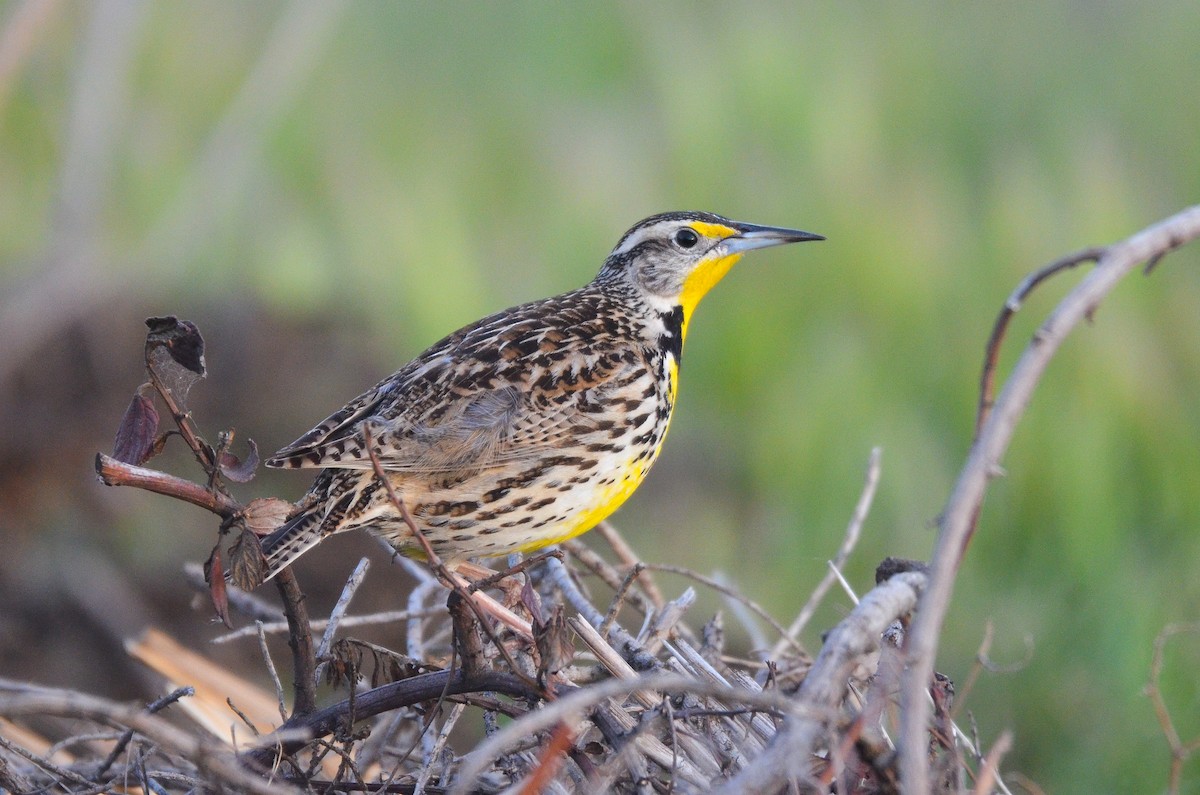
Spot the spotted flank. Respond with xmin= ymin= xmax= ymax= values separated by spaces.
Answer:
xmin=257 ymin=211 xmax=822 ymax=581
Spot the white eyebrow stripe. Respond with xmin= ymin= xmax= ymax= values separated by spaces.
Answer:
xmin=611 ymin=220 xmax=678 ymax=256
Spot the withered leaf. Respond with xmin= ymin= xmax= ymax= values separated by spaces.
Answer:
xmin=371 ymin=652 xmax=403 ymax=689
xmin=534 ymin=605 xmax=573 ymax=680
xmin=219 ymin=438 xmax=260 ymax=482
xmin=145 ymin=316 xmax=206 ymax=376
xmin=144 ymin=317 xmax=206 ymax=411
xmin=327 ymin=639 xmax=419 ymax=690
xmin=204 ymin=545 xmax=232 ymax=628
xmin=243 ymin=497 xmax=293 ymax=536
xmin=227 ymin=527 xmax=266 ymax=591
xmin=112 ymin=387 xmax=160 ymax=465
xmin=368 ymin=645 xmax=420 ymax=689
xmin=521 ymin=577 xmax=545 ymax=627
xmin=326 ymin=638 xmax=363 ymax=689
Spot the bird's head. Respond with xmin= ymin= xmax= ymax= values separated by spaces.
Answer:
xmin=598 ymin=211 xmax=823 ymax=335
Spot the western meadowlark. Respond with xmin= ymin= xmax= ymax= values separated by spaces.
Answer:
xmin=258 ymin=211 xmax=822 ymax=581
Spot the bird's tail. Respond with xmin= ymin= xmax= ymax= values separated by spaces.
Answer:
xmin=258 ymin=502 xmax=327 ymax=584
xmin=256 ymin=470 xmax=362 ymax=584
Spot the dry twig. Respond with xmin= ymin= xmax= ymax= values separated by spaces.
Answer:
xmin=1143 ymin=622 xmax=1200 ymax=795
xmin=0 ymin=687 xmax=298 ymax=795
xmin=714 ymin=570 xmax=927 ymax=793
xmin=772 ymin=446 xmax=881 ymax=659
xmin=899 ymin=205 xmax=1200 ymax=793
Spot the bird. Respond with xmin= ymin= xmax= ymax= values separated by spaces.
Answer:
xmin=256 ymin=211 xmax=823 ymax=583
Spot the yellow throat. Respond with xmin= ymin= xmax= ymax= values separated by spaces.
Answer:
xmin=677 ymin=221 xmax=745 ymax=338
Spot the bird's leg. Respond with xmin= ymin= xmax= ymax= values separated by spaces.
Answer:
xmin=457 ymin=550 xmax=564 ymax=594
xmin=443 ymin=571 xmax=533 ymax=640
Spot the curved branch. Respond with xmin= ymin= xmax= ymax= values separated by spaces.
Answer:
xmin=243 ymin=669 xmax=541 ymax=769
xmin=975 ymin=247 xmax=1104 ymax=438
xmin=899 ymin=205 xmax=1200 ymax=794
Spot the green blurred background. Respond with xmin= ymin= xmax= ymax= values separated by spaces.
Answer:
xmin=2 ymin=2 xmax=1199 ymax=791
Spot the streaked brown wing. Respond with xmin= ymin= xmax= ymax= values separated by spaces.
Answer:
xmin=267 ymin=301 xmax=640 ymax=474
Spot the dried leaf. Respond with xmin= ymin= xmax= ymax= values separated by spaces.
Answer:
xmin=204 ymin=545 xmax=231 ymax=628
xmin=227 ymin=527 xmax=266 ymax=591
xmin=521 ymin=577 xmax=545 ymax=626
xmin=145 ymin=316 xmax=206 ymax=376
xmin=326 ymin=638 xmax=362 ymax=689
xmin=326 ymin=639 xmax=420 ymax=690
xmin=148 ymin=431 xmax=173 ymax=459
xmin=370 ymin=648 xmax=419 ymax=689
xmin=112 ymin=388 xmax=160 ymax=465
xmin=218 ymin=438 xmax=260 ymax=482
xmin=145 ymin=316 xmax=206 ymax=409
xmin=371 ymin=652 xmax=403 ymax=689
xmin=528 ymin=579 xmax=573 ymax=680
xmin=242 ymin=497 xmax=293 ymax=536
xmin=534 ymin=605 xmax=573 ymax=681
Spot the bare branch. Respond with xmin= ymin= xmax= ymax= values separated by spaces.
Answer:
xmin=643 ymin=564 xmax=801 ymax=657
xmin=976 ymin=248 xmax=1104 ymax=437
xmin=972 ymin=731 xmax=1013 ymax=795
xmin=1143 ymin=622 xmax=1200 ymax=795
xmin=212 ymin=608 xmax=437 ymax=644
xmin=244 ymin=668 xmax=542 ymax=770
xmin=412 ymin=703 xmax=466 ymax=795
xmin=274 ymin=568 xmax=317 ymax=717
xmin=95 ymin=452 xmax=240 ymax=519
xmin=900 ymin=205 xmax=1200 ymax=794
xmin=256 ymin=622 xmax=288 ymax=723
xmin=595 ymin=520 xmax=665 ymax=608
xmin=314 ymin=557 xmax=371 ymax=683
xmin=545 ymin=556 xmax=658 ymax=672
xmin=449 ymin=672 xmax=804 ymax=795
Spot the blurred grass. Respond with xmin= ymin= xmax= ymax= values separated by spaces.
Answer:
xmin=2 ymin=1 xmax=1199 ymax=791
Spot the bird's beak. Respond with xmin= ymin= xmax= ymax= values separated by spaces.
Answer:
xmin=723 ymin=222 xmax=825 ymax=254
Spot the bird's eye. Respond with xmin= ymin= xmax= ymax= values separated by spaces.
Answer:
xmin=674 ymin=228 xmax=699 ymax=249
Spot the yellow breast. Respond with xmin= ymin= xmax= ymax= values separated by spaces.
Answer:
xmin=513 ymin=356 xmax=678 ymax=553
